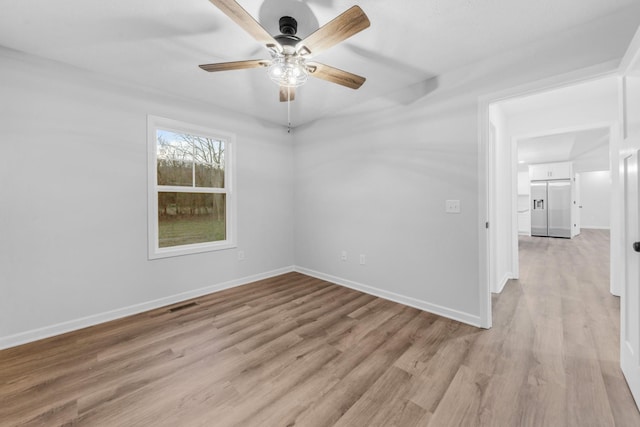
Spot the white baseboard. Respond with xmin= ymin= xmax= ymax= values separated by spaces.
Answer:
xmin=2 ymin=264 xmax=487 ymax=350
xmin=294 ymin=266 xmax=482 ymax=327
xmin=493 ymin=273 xmax=512 ymax=294
xmin=581 ymin=226 xmax=610 ymax=230
xmin=0 ymin=266 xmax=295 ymax=350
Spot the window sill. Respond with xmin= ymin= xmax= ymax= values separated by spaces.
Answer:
xmin=148 ymin=240 xmax=237 ymax=260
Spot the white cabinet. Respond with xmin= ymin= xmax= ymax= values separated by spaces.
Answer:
xmin=529 ymin=162 xmax=572 ymax=181
xmin=550 ymin=162 xmax=572 ymax=179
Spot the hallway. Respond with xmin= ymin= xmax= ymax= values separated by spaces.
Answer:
xmin=491 ymin=229 xmax=639 ymax=425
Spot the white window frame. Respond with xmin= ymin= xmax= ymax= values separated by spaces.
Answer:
xmin=147 ymin=115 xmax=236 ymax=259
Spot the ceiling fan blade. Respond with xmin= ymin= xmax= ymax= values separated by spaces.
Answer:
xmin=208 ymin=0 xmax=281 ymax=51
xmin=296 ymin=6 xmax=370 ymax=57
xmin=279 ymin=86 xmax=296 ymax=102
xmin=199 ymin=59 xmax=270 ymax=72
xmin=306 ymin=62 xmax=365 ymax=89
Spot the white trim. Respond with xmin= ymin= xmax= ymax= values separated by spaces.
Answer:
xmin=478 ymin=60 xmax=619 ymax=106
xmin=294 ymin=267 xmax=482 ymax=328
xmin=0 ymin=265 xmax=491 ymax=349
xmin=478 ymin=94 xmax=492 ymax=329
xmin=478 ymin=60 xmax=620 ymax=332
xmin=618 ymin=26 xmax=640 ymax=408
xmin=494 ymin=273 xmax=513 ymax=295
xmin=580 ymin=226 xmax=611 ymax=230
xmin=0 ymin=266 xmax=294 ymax=350
xmin=156 ymin=186 xmax=227 ymax=194
xmin=147 ymin=115 xmax=237 ymax=260
xmin=510 ymin=133 xmax=520 ymax=281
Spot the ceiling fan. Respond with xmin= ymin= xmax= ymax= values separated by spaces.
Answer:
xmin=199 ymin=0 xmax=370 ymax=102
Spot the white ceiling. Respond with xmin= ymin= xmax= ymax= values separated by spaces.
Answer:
xmin=499 ymin=77 xmax=618 ymax=117
xmin=499 ymin=76 xmax=617 ymax=172
xmin=518 ymin=127 xmax=610 ymax=167
xmin=1 ymin=0 xmax=639 ymax=127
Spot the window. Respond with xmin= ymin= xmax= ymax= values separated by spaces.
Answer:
xmin=147 ymin=116 xmax=235 ymax=259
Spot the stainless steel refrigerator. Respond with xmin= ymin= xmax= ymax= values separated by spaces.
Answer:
xmin=530 ymin=180 xmax=572 ymax=238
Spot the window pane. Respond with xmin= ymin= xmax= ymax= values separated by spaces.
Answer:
xmin=158 ymin=192 xmax=226 ymax=248
xmin=157 ymin=130 xmax=193 ymax=186
xmin=156 ymin=130 xmax=225 ymax=188
xmin=193 ymin=137 xmax=225 ymax=188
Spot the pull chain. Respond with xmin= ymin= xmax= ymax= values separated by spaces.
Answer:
xmin=287 ymin=85 xmax=291 ymax=133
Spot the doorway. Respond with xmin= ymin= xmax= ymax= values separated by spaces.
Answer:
xmin=486 ymin=74 xmax=619 ymax=300
xmin=478 ymin=25 xmax=640 ymax=412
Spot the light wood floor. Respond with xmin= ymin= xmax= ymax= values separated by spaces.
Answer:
xmin=1 ymin=229 xmax=639 ymax=426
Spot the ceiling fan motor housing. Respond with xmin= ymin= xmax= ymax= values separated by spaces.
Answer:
xmin=279 ymin=16 xmax=298 ymax=36
xmin=273 ymin=16 xmax=303 ymax=54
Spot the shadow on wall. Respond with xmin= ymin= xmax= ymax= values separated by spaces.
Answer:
xmin=297 ymin=139 xmax=477 ymax=193
xmin=345 ymin=44 xmax=440 ymax=105
xmin=294 ymin=82 xmax=472 ymax=141
xmin=386 ymin=77 xmax=440 ymax=105
xmin=48 ymin=14 xmax=222 ymax=46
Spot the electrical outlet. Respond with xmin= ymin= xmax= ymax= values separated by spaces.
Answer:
xmin=341 ymin=250 xmax=347 ymax=261
xmin=237 ymin=250 xmax=245 ymax=261
xmin=446 ymin=200 xmax=461 ymax=213
xmin=359 ymin=254 xmax=366 ymax=265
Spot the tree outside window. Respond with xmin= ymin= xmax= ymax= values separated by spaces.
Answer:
xmin=148 ymin=116 xmax=235 ymax=259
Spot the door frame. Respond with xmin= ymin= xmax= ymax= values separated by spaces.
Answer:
xmin=619 ymin=25 xmax=640 ymax=409
xmin=477 ymin=60 xmax=620 ymax=328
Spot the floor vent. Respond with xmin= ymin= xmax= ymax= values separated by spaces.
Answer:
xmin=169 ymin=302 xmax=198 ymax=312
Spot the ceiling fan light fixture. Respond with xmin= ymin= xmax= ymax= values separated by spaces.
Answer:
xmin=201 ymin=1 xmax=370 ymax=105
xmin=268 ymin=55 xmax=308 ymax=87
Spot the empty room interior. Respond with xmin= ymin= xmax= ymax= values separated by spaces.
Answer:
xmin=3 ymin=0 xmax=640 ymax=425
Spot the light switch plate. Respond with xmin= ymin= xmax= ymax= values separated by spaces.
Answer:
xmin=446 ymin=200 xmax=461 ymax=213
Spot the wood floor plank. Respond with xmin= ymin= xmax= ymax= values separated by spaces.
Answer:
xmin=403 ymin=324 xmax=477 ymax=412
xmin=242 ymin=309 xmax=424 ymax=426
xmin=366 ymin=398 xmax=429 ymax=427
xmin=1 ymin=232 xmax=639 ymax=426
xmin=331 ymin=366 xmax=413 ymax=427
xmin=192 ymin=342 xmax=341 ymax=426
xmin=427 ymin=365 xmax=491 ymax=426
xmin=291 ymin=307 xmax=426 ymax=427
xmin=394 ymin=317 xmax=474 ymax=377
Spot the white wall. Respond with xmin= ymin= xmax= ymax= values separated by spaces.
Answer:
xmin=573 ymin=144 xmax=611 ymax=172
xmin=0 ymin=48 xmax=294 ymax=348
xmin=507 ymin=95 xmax=619 ymax=138
xmin=517 ymin=171 xmax=531 ymax=235
xmin=2 ymin=5 xmax=638 ymax=344
xmin=293 ymin=92 xmax=481 ymax=324
xmin=489 ymin=105 xmax=515 ymax=293
xmin=293 ymin=7 xmax=639 ymax=325
xmin=579 ymin=171 xmax=612 ymax=229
